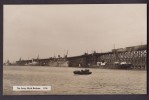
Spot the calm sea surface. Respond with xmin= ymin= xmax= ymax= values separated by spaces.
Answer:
xmin=3 ymin=66 xmax=147 ymax=95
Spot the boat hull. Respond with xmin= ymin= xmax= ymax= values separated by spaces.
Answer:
xmin=73 ymin=71 xmax=92 ymax=75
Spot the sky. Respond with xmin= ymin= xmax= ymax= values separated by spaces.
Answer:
xmin=4 ymin=4 xmax=147 ymax=62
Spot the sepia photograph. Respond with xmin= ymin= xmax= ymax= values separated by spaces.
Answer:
xmin=3 ymin=4 xmax=147 ymax=95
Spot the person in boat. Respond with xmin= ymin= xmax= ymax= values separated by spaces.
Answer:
xmin=80 ymin=69 xmax=89 ymax=72
xmin=73 ymin=69 xmax=91 ymax=75
xmin=85 ymin=69 xmax=89 ymax=72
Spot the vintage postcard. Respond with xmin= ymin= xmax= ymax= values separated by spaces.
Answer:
xmin=3 ymin=4 xmax=147 ymax=95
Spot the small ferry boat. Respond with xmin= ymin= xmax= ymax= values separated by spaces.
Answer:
xmin=73 ymin=69 xmax=92 ymax=75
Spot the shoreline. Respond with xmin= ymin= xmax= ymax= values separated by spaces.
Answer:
xmin=3 ymin=65 xmax=146 ymax=71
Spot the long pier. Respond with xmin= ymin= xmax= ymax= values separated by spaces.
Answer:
xmin=68 ymin=45 xmax=147 ymax=69
xmin=12 ymin=44 xmax=147 ymax=70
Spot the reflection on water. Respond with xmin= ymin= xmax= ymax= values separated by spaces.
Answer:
xmin=3 ymin=66 xmax=147 ymax=95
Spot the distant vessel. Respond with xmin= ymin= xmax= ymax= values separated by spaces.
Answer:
xmin=27 ymin=61 xmax=39 ymax=66
xmin=73 ymin=69 xmax=92 ymax=75
xmin=3 ymin=60 xmax=11 ymax=66
xmin=113 ymin=61 xmax=132 ymax=69
xmin=16 ymin=51 xmax=69 ymax=67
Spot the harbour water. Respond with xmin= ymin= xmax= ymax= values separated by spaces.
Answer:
xmin=3 ymin=66 xmax=147 ymax=95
